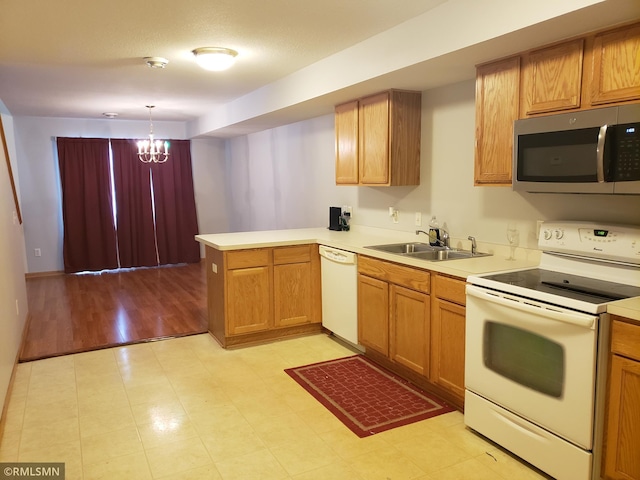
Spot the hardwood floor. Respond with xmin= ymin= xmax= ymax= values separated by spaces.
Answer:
xmin=20 ymin=262 xmax=208 ymax=362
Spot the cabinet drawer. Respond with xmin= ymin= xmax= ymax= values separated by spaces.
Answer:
xmin=358 ymin=255 xmax=430 ymax=294
xmin=434 ymin=274 xmax=466 ymax=306
xmin=611 ymin=317 xmax=640 ymax=362
xmin=226 ymin=249 xmax=271 ymax=270
xmin=273 ymin=245 xmax=311 ymax=265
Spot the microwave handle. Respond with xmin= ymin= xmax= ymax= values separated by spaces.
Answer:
xmin=596 ymin=124 xmax=608 ymax=183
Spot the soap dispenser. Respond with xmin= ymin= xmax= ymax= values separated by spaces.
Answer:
xmin=428 ymin=216 xmax=440 ymax=246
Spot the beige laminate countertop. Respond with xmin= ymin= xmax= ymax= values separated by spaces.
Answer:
xmin=195 ymin=225 xmax=640 ymax=323
xmin=195 ymin=225 xmax=540 ymax=278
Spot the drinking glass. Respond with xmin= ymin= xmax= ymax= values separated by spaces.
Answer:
xmin=506 ymin=223 xmax=519 ymax=261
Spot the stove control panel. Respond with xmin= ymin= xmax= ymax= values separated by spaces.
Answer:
xmin=539 ymin=221 xmax=640 ymax=264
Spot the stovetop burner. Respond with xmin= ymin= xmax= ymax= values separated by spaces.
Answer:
xmin=481 ymin=268 xmax=640 ymax=305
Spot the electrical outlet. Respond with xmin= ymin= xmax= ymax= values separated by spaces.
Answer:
xmin=34 ymin=248 xmax=41 ymax=257
xmin=415 ymin=212 xmax=422 ymax=227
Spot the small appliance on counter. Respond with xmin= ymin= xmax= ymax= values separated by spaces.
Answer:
xmin=328 ymin=206 xmax=350 ymax=231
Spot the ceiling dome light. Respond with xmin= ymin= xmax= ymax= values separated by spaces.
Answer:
xmin=144 ymin=57 xmax=169 ymax=69
xmin=192 ymin=47 xmax=238 ymax=71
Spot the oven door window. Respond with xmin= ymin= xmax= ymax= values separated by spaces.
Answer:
xmin=483 ymin=322 xmax=565 ymax=398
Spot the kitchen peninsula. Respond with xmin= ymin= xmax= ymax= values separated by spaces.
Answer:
xmin=196 ymin=225 xmax=542 ymax=348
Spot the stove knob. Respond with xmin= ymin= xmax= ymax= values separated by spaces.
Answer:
xmin=543 ymin=229 xmax=552 ymax=240
xmin=555 ymin=229 xmax=564 ymax=240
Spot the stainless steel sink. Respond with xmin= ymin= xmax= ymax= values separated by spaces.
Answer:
xmin=365 ymin=242 xmax=435 ymax=254
xmin=406 ymin=249 xmax=492 ymax=261
xmin=364 ymin=243 xmax=491 ymax=262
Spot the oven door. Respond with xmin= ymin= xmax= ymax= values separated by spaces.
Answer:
xmin=465 ymin=285 xmax=599 ymax=449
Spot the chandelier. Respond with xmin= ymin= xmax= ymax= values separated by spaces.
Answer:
xmin=137 ymin=105 xmax=169 ymax=163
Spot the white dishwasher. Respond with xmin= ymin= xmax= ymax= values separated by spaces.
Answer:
xmin=319 ymin=245 xmax=360 ymax=348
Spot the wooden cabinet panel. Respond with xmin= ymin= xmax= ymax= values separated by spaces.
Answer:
xmin=273 ymin=245 xmax=311 ymax=265
xmin=611 ymin=317 xmax=640 ymax=362
xmin=522 ymin=39 xmax=584 ymax=115
xmin=474 ymin=56 xmax=520 ymax=186
xmin=335 ymin=89 xmax=421 ymax=186
xmin=430 ymin=297 xmax=466 ymax=400
xmin=226 ymin=249 xmax=270 ymax=269
xmin=433 ymin=274 xmax=466 ymax=306
xmin=590 ymin=23 xmax=640 ymax=106
xmin=274 ymin=262 xmax=312 ymax=327
xmin=335 ymin=100 xmax=359 ymax=185
xmin=359 ymin=92 xmax=390 ymax=185
xmin=389 ymin=285 xmax=430 ymax=376
xmin=226 ymin=265 xmax=272 ymax=335
xmin=358 ymin=255 xmax=430 ymax=294
xmin=604 ymin=354 xmax=640 ymax=480
xmin=358 ymin=274 xmax=389 ymax=355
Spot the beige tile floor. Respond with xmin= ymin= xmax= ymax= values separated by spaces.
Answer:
xmin=0 ymin=333 xmax=552 ymax=480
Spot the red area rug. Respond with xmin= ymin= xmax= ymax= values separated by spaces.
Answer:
xmin=285 ymin=355 xmax=454 ymax=437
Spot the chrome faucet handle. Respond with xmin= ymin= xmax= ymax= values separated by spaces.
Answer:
xmin=439 ymin=230 xmax=450 ymax=248
xmin=468 ymin=236 xmax=477 ymax=255
xmin=415 ymin=229 xmax=429 ymax=236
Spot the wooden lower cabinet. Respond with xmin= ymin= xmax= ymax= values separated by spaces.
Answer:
xmin=227 ymin=263 xmax=272 ymax=335
xmin=357 ymin=257 xmax=467 ymax=410
xmin=603 ymin=317 xmax=640 ymax=480
xmin=206 ymin=244 xmax=321 ymax=348
xmin=431 ymin=274 xmax=467 ymax=404
xmin=358 ymin=274 xmax=389 ymax=356
xmin=390 ymin=284 xmax=430 ymax=377
xmin=358 ymin=256 xmax=430 ymax=377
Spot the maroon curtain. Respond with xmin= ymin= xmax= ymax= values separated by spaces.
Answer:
xmin=57 ymin=138 xmax=118 ymax=273
xmin=150 ymin=140 xmax=200 ymax=265
xmin=110 ymin=139 xmax=158 ymax=268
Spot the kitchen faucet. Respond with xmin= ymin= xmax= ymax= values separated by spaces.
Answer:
xmin=416 ymin=229 xmax=450 ymax=248
xmin=468 ymin=236 xmax=477 ymax=255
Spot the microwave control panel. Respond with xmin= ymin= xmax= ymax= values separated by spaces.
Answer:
xmin=539 ymin=222 xmax=640 ymax=264
xmin=612 ymin=122 xmax=640 ymax=182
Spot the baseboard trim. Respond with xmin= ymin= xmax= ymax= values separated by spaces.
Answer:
xmin=25 ymin=270 xmax=64 ymax=279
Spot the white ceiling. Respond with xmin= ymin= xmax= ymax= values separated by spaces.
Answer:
xmin=1 ymin=0 xmax=639 ymax=137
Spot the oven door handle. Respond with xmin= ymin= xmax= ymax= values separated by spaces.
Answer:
xmin=466 ymin=285 xmax=597 ymax=329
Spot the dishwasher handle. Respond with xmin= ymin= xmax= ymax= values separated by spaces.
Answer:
xmin=319 ymin=245 xmax=357 ymax=265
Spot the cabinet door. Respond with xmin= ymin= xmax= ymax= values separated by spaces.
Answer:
xmin=335 ymin=100 xmax=359 ymax=185
xmin=273 ymin=262 xmax=312 ymax=327
xmin=358 ymin=274 xmax=389 ymax=355
xmin=227 ymin=265 xmax=272 ymax=335
xmin=521 ymin=39 xmax=584 ymax=115
xmin=430 ymin=297 xmax=466 ymax=400
xmin=359 ymin=92 xmax=390 ymax=185
xmin=590 ymin=23 xmax=640 ymax=106
xmin=474 ymin=56 xmax=520 ymax=186
xmin=604 ymin=354 xmax=640 ymax=480
xmin=389 ymin=285 xmax=430 ymax=376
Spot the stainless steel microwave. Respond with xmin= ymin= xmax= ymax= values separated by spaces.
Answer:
xmin=513 ymin=104 xmax=640 ymax=194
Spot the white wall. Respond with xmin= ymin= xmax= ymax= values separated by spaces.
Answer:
xmin=225 ymin=115 xmax=358 ymax=231
xmin=12 ymin=116 xmax=226 ymax=273
xmin=0 ymin=113 xmax=28 ymax=417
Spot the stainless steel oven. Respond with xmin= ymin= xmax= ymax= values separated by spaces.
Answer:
xmin=465 ymin=221 xmax=640 ymax=480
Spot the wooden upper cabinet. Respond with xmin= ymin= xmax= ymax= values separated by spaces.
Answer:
xmin=521 ymin=39 xmax=584 ymax=115
xmin=589 ymin=22 xmax=640 ymax=106
xmin=359 ymin=92 xmax=391 ymax=185
xmin=474 ymin=56 xmax=520 ymax=186
xmin=335 ymin=89 xmax=421 ymax=186
xmin=335 ymin=100 xmax=359 ymax=184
